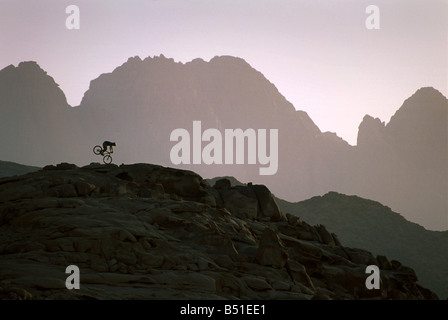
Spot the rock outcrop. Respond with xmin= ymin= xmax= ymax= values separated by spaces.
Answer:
xmin=0 ymin=163 xmax=437 ymax=300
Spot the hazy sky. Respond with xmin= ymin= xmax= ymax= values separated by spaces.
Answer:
xmin=1 ymin=0 xmax=447 ymax=145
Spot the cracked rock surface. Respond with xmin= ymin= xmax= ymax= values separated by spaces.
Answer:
xmin=0 ymin=163 xmax=438 ymax=300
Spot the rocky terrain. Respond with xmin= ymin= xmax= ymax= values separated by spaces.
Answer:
xmin=277 ymin=193 xmax=448 ymax=299
xmin=211 ymin=175 xmax=448 ymax=299
xmin=0 ymin=163 xmax=437 ymax=300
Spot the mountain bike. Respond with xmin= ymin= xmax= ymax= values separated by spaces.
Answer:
xmin=93 ymin=145 xmax=113 ymax=164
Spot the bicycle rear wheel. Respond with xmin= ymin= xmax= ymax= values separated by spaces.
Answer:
xmin=93 ymin=145 xmax=103 ymax=155
xmin=103 ymin=154 xmax=112 ymax=164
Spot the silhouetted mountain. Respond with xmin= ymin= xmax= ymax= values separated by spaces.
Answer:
xmin=0 ymin=62 xmax=82 ymax=165
xmin=276 ymin=192 xmax=448 ymax=299
xmin=0 ymin=56 xmax=446 ymax=231
xmin=74 ymin=55 xmax=349 ymax=201
xmin=0 ymin=160 xmax=40 ymax=178
xmin=0 ymin=163 xmax=437 ymax=299
xmin=350 ymin=87 xmax=448 ymax=230
xmin=75 ymin=56 xmax=448 ymax=230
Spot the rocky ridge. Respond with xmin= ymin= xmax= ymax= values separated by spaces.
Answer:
xmin=0 ymin=163 xmax=437 ymax=300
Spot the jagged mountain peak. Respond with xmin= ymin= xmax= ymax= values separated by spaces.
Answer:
xmin=1 ymin=61 xmax=58 ymax=86
xmin=80 ymin=54 xmax=298 ymax=119
xmin=0 ymin=60 xmax=68 ymax=111
xmin=409 ymin=86 xmax=447 ymax=101
xmin=385 ymin=86 xmax=447 ymax=149
xmin=357 ymin=115 xmax=386 ymax=147
xmin=356 ymin=86 xmax=447 ymax=148
xmin=17 ymin=60 xmax=44 ymax=71
xmin=0 ymin=61 xmax=44 ymax=73
xmin=388 ymin=87 xmax=447 ymax=126
xmin=118 ymin=54 xmax=251 ymax=70
xmin=209 ymin=55 xmax=253 ymax=66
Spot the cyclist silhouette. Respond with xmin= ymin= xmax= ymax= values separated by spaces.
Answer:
xmin=101 ymin=141 xmax=116 ymax=155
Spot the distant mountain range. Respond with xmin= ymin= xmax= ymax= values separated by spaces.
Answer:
xmin=0 ymin=160 xmax=40 ymax=178
xmin=277 ymin=192 xmax=448 ymax=299
xmin=0 ymin=55 xmax=446 ymax=231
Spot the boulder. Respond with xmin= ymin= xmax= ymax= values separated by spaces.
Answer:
xmin=285 ymin=260 xmax=315 ymax=291
xmin=256 ymin=228 xmax=289 ymax=268
xmin=75 ymin=181 xmax=96 ymax=196
xmin=315 ymin=224 xmax=336 ymax=246
xmin=48 ymin=184 xmax=77 ymax=198
xmin=377 ymin=255 xmax=392 ymax=270
xmin=249 ymin=184 xmax=284 ymax=221
xmin=219 ymin=187 xmax=258 ymax=219
xmin=243 ymin=275 xmax=271 ymax=291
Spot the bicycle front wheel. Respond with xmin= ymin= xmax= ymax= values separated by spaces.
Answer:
xmin=93 ymin=145 xmax=103 ymax=155
xmin=103 ymin=154 xmax=112 ymax=164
